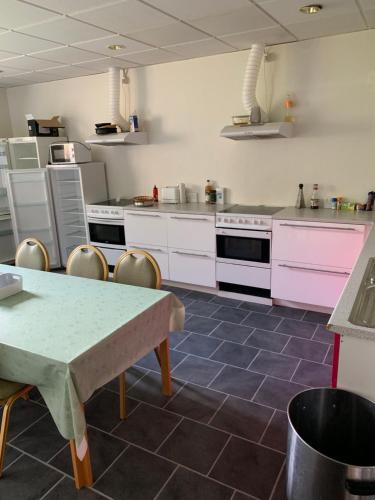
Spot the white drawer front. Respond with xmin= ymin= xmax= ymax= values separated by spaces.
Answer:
xmin=125 ymin=211 xmax=168 ymax=247
xmin=168 ymin=214 xmax=215 ymax=252
xmin=169 ymin=248 xmax=216 ymax=287
xmin=272 ymin=220 xmax=366 ymax=268
xmin=127 ymin=243 xmax=169 ymax=280
xmin=271 ymin=260 xmax=350 ymax=308
xmin=217 ymin=262 xmax=270 ymax=289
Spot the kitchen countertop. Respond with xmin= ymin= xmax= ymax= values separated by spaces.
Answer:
xmin=274 ymin=207 xmax=375 ymax=225
xmin=124 ymin=202 xmax=234 ymax=215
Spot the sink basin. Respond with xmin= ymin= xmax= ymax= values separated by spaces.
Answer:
xmin=349 ymin=258 xmax=375 ymax=328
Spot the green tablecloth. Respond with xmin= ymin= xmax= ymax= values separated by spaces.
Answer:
xmin=0 ymin=265 xmax=184 ymax=456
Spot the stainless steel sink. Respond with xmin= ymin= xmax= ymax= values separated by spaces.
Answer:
xmin=349 ymin=258 xmax=375 ymax=328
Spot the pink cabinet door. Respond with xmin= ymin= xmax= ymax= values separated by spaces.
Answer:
xmin=271 ymin=260 xmax=350 ymax=308
xmin=272 ymin=221 xmax=366 ymax=268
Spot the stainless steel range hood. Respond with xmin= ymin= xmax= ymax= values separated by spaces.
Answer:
xmin=220 ymin=122 xmax=293 ymax=140
xmin=86 ymin=131 xmax=148 ymax=146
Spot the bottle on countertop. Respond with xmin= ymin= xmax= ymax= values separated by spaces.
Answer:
xmin=216 ymin=187 xmax=225 ymax=205
xmin=152 ymin=185 xmax=158 ymax=202
xmin=310 ymin=184 xmax=320 ymax=209
xmin=295 ymin=183 xmax=305 ymax=209
xmin=205 ymin=179 xmax=213 ymax=204
xmin=179 ymin=183 xmax=186 ymax=203
xmin=366 ymin=191 xmax=375 ymax=211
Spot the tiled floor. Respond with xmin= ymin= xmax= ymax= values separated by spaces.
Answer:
xmin=0 ymin=286 xmax=333 ymax=500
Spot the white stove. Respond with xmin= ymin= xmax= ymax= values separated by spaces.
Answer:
xmin=216 ymin=205 xmax=283 ymax=230
xmin=86 ymin=198 xmax=133 ymax=220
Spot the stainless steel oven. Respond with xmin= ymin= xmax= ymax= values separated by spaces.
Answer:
xmin=216 ymin=228 xmax=271 ymax=268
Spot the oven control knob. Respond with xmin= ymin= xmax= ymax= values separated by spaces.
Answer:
xmin=224 ymin=218 xmax=229 ymax=223
xmin=254 ymin=220 xmax=259 ymax=225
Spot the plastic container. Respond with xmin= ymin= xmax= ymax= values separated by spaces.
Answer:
xmin=216 ymin=187 xmax=225 ymax=204
xmin=0 ymin=273 xmax=23 ymax=300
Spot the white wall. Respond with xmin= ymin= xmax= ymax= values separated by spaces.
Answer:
xmin=0 ymin=88 xmax=12 ymax=138
xmin=6 ymin=29 xmax=375 ymax=206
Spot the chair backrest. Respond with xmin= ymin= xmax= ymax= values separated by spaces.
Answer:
xmin=113 ymin=249 xmax=161 ymax=289
xmin=15 ymin=238 xmax=50 ymax=271
xmin=66 ymin=244 xmax=108 ymax=281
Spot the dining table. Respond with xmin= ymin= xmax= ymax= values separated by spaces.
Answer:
xmin=0 ymin=264 xmax=185 ymax=489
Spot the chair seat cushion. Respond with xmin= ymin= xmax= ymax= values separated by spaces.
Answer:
xmin=0 ymin=379 xmax=26 ymax=400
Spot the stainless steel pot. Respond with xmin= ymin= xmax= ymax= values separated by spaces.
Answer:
xmin=287 ymin=388 xmax=375 ymax=499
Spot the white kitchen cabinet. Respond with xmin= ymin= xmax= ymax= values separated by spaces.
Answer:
xmin=169 ymin=248 xmax=216 ymax=287
xmin=127 ymin=242 xmax=169 ymax=280
xmin=0 ymin=216 xmax=15 ymax=263
xmin=168 ymin=213 xmax=215 ymax=252
xmin=271 ymin=260 xmax=350 ymax=308
xmin=272 ymin=220 xmax=366 ymax=269
xmin=124 ymin=211 xmax=168 ymax=247
xmin=217 ymin=262 xmax=270 ymax=289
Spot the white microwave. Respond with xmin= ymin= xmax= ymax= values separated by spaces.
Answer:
xmin=50 ymin=142 xmax=92 ymax=164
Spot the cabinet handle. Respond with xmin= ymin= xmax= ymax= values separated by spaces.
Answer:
xmin=279 ymin=223 xmax=359 ymax=231
xmin=172 ymin=250 xmax=211 ymax=259
xmin=128 ymin=212 xmax=160 ymax=217
xmin=278 ymin=263 xmax=350 ymax=276
xmin=170 ymin=216 xmax=210 ymax=221
xmin=132 ymin=246 xmax=164 ymax=253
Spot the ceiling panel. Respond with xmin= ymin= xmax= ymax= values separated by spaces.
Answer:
xmin=32 ymin=46 xmax=104 ymax=64
xmin=0 ymin=31 xmax=62 ymax=54
xmin=358 ymin=0 xmax=375 ymax=27
xmin=0 ymin=49 xmax=21 ymax=60
xmin=74 ymin=57 xmax=139 ymax=71
xmin=0 ymin=75 xmax=34 ymax=86
xmin=23 ymin=0 xmax=117 ymax=14
xmin=123 ymin=48 xmax=182 ymax=65
xmin=19 ymin=17 xmax=113 ymax=44
xmin=72 ymin=0 xmax=176 ymax=35
xmin=131 ymin=22 xmax=209 ymax=46
xmin=10 ymin=70 xmax=63 ymax=82
xmin=73 ymin=35 xmax=151 ymax=57
xmin=220 ymin=26 xmax=296 ymax=49
xmin=190 ymin=5 xmax=276 ymax=36
xmin=165 ymin=39 xmax=235 ymax=58
xmin=143 ymin=0 xmax=251 ymax=21
xmin=0 ymin=55 xmax=62 ymax=71
xmin=0 ymin=0 xmax=60 ymax=29
xmin=286 ymin=12 xmax=366 ymax=39
xmin=36 ymin=65 xmax=99 ymax=78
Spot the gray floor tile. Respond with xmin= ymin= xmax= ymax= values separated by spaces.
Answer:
xmin=3 ymin=446 xmax=22 ymax=469
xmin=186 ymin=300 xmax=220 ymax=316
xmin=324 ymin=345 xmax=333 ymax=365
xmin=50 ymin=426 xmax=126 ymax=479
xmin=179 ymin=296 xmax=194 ymax=307
xmin=232 ymin=493 xmax=254 ymax=500
xmin=105 ymin=366 xmax=148 ymax=393
xmin=158 ymin=466 xmax=233 ymax=500
xmin=158 ymin=419 xmax=229 ymax=474
xmin=112 ymin=403 xmax=181 ymax=451
xmin=254 ymin=377 xmax=308 ymax=411
xmin=172 ymin=355 xmax=225 ymax=386
xmin=186 ymin=291 xmax=215 ymax=302
xmin=210 ymin=342 xmax=259 ymax=369
xmin=271 ymin=465 xmax=287 ymax=500
xmin=303 ymin=310 xmax=331 ymax=324
xmin=292 ymin=360 xmax=332 ymax=387
xmin=165 ymin=383 xmax=226 ymax=423
xmin=270 ymin=306 xmax=305 ymax=320
xmin=211 ymin=296 xmax=243 ymax=307
xmin=210 ymin=365 xmax=264 ymax=400
xmin=210 ymin=436 xmax=284 ymax=500
xmin=239 ymin=302 xmax=272 ymax=313
xmin=212 ymin=306 xmax=249 ymax=324
xmin=11 ymin=413 xmax=66 ymax=462
xmin=249 ymin=351 xmax=300 ymax=380
xmin=135 ymin=349 xmax=187 ymax=372
xmin=85 ymin=389 xmax=139 ymax=432
xmin=128 ymin=372 xmax=184 ymax=408
xmin=0 ymin=454 xmax=62 ymax=499
xmin=313 ymin=325 xmax=335 ymax=344
xmin=283 ymin=337 xmax=329 ymax=363
xmin=95 ymin=445 xmax=175 ymax=500
xmin=44 ymin=477 xmax=105 ymax=499
xmin=261 ymin=411 xmax=288 ymax=453
xmin=169 ymin=331 xmax=188 ymax=349
xmin=162 ymin=285 xmax=190 ymax=298
xmin=184 ymin=315 xmax=221 ymax=335
xmin=210 ymin=395 xmax=273 ymax=442
xmin=2 ymin=399 xmax=47 ymax=441
xmin=276 ymin=318 xmax=317 ymax=339
xmin=243 ymin=313 xmax=281 ymax=331
xmin=246 ymin=329 xmax=290 ymax=353
xmin=176 ymin=333 xmax=222 ymax=357
xmin=210 ymin=322 xmax=253 ymax=344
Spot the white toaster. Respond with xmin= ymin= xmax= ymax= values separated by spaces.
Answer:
xmin=160 ymin=186 xmax=180 ymax=204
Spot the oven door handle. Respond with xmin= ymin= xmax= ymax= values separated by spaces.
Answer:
xmin=87 ymin=217 xmax=124 ymax=224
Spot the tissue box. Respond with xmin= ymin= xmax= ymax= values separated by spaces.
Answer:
xmin=0 ymin=273 xmax=23 ymax=300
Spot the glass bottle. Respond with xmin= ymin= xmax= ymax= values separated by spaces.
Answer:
xmin=295 ymin=183 xmax=305 ymax=209
xmin=284 ymin=93 xmax=295 ymax=123
xmin=205 ymin=179 xmax=213 ymax=204
xmin=310 ymin=184 xmax=320 ymax=209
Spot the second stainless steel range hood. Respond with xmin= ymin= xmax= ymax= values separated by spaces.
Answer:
xmin=86 ymin=131 xmax=148 ymax=146
xmin=220 ymin=122 xmax=293 ymax=140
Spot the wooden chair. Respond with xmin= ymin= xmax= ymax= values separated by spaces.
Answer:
xmin=15 ymin=238 xmax=50 ymax=271
xmin=113 ymin=249 xmax=163 ymax=419
xmin=0 ymin=381 xmax=33 ymax=477
xmin=66 ymin=245 xmax=108 ymax=281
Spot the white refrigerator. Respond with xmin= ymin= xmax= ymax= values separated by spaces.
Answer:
xmin=6 ymin=163 xmax=108 ymax=268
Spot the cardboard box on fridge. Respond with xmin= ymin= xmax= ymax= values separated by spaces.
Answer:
xmin=26 ymin=114 xmax=65 ymax=137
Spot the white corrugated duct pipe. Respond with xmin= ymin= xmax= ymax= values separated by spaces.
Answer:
xmin=108 ymin=66 xmax=127 ymax=131
xmin=242 ymin=43 xmax=265 ymax=116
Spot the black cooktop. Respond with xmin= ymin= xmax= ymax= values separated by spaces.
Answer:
xmin=94 ymin=198 xmax=134 ymax=207
xmin=221 ymin=205 xmax=284 ymax=216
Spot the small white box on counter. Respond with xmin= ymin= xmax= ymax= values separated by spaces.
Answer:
xmin=0 ymin=273 xmax=23 ymax=300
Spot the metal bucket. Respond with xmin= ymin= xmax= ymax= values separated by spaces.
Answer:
xmin=287 ymin=388 xmax=375 ymax=500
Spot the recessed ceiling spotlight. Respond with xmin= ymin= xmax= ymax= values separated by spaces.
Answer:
xmin=300 ymin=4 xmax=322 ymax=14
xmin=108 ymin=44 xmax=125 ymax=51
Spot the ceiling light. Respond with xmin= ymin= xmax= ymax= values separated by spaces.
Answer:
xmin=108 ymin=44 xmax=125 ymax=51
xmin=299 ymin=4 xmax=322 ymax=14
